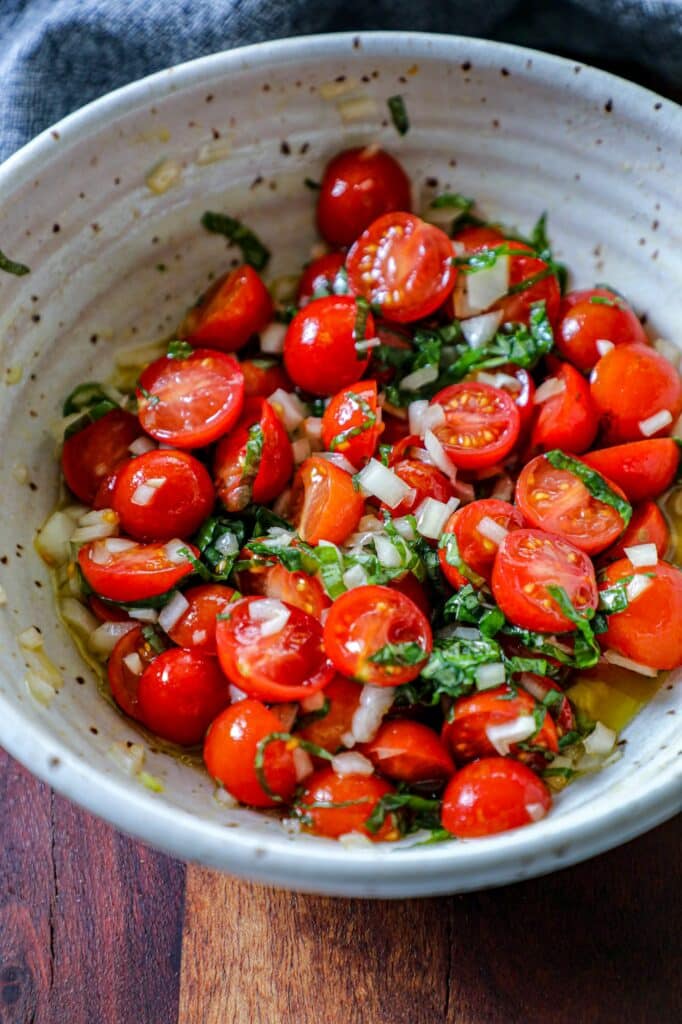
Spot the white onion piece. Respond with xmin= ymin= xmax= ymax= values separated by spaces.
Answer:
xmin=18 ymin=626 xmax=43 ymax=650
xmin=603 ymin=649 xmax=658 ymax=677
xmin=131 ymin=482 xmax=159 ymax=507
xmin=519 ymin=673 xmax=548 ymax=702
xmin=399 ymin=364 xmax=439 ymax=391
xmin=292 ymin=437 xmax=312 ymax=464
xmin=60 ymin=597 xmax=99 ymax=637
xmin=316 ymin=450 xmax=358 ymax=475
xmin=595 ymin=339 xmax=614 ymax=357
xmin=374 ymin=534 xmax=403 ymax=568
xmin=415 ymin=496 xmax=459 ymax=540
xmin=158 ymin=591 xmax=190 ymax=633
xmin=128 ymin=435 xmax=157 ymax=456
xmin=355 ymin=459 xmax=416 ymax=509
xmin=460 ymin=310 xmax=503 ymax=349
xmin=465 ymin=255 xmax=510 ymax=314
xmin=477 ymin=516 xmax=508 ymax=546
xmin=337 ymin=95 xmax=379 ymax=123
xmin=533 ymin=376 xmax=566 ymax=404
xmin=259 ymin=323 xmax=287 ymax=354
xmin=267 ymin=389 xmax=307 ymax=432
xmin=525 ymin=802 xmax=548 ymax=823
xmin=300 ymin=690 xmax=326 ymax=713
xmin=342 ymin=563 xmax=369 ymax=590
xmin=164 ymin=539 xmax=191 ymax=565
xmin=340 ymin=731 xmax=357 ymax=748
xmin=303 ymin=417 xmax=324 ymax=450
xmin=128 ymin=607 xmax=158 ymax=623
xmin=25 ymin=669 xmax=60 ymax=706
xmin=452 ymin=626 xmax=480 ymax=641
xmin=192 ymin=630 xmax=208 ymax=645
xmin=358 ymin=515 xmax=384 ymax=533
xmin=248 ymin=598 xmax=290 ymax=637
xmin=350 ymin=685 xmax=396 ymax=743
xmin=229 ymin=684 xmax=248 ymax=703
xmin=421 ymin=403 xmax=446 ymax=435
xmin=583 ymin=721 xmax=617 ymax=756
xmin=408 ymin=400 xmax=429 ymax=435
xmin=331 ymin=752 xmax=374 ymax=777
xmin=639 ymin=409 xmax=672 ymax=437
xmin=88 ymin=621 xmax=137 ymax=656
xmin=104 ymin=537 xmax=136 ymax=554
xmin=35 ymin=511 xmax=75 ymax=567
xmin=214 ymin=531 xmax=239 ymax=556
xmin=624 ymin=543 xmax=658 ymax=568
xmin=423 ymin=429 xmax=458 ymax=485
xmin=625 ymin=574 xmax=654 ymax=603
xmin=123 ymin=652 xmax=144 ymax=676
xmin=293 ymin=747 xmax=314 ymax=782
xmin=485 ymin=715 xmax=536 ymax=755
xmin=476 ymin=371 xmax=521 ymax=392
xmin=146 ymin=157 xmax=181 ymax=194
xmin=392 ymin=517 xmax=416 ymax=541
xmin=259 ymin=527 xmax=296 ymax=549
xmin=475 ymin=662 xmax=506 ymax=690
xmin=354 ymin=336 xmax=381 ymax=353
xmin=70 ymin=522 xmax=119 ymax=543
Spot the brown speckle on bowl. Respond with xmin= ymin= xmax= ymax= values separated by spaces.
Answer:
xmin=280 ymin=141 xmax=291 ymax=156
xmin=501 ymin=67 xmax=510 ymax=77
xmin=48 ymin=756 xmax=61 ymax=769
xmin=604 ymin=99 xmax=613 ymax=113
xmin=51 ymin=130 xmax=60 ymax=140
xmin=461 ymin=61 xmax=471 ymax=72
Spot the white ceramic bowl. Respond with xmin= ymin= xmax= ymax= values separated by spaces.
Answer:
xmin=0 ymin=32 xmax=680 ymax=897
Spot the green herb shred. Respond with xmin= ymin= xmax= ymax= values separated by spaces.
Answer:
xmin=0 ymin=249 xmax=30 ymax=276
xmin=201 ymin=211 xmax=270 ymax=270
xmin=544 ymin=450 xmax=632 ymax=526
xmin=387 ymin=95 xmax=409 ymax=135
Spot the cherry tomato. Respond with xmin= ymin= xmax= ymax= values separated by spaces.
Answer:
xmin=61 ymin=409 xmax=142 ymax=504
xmin=441 ymin=686 xmax=558 ymax=764
xmin=241 ymin=558 xmax=331 ymax=619
xmin=517 ymin=673 xmax=575 ymax=737
xmin=555 ymin=287 xmax=648 ymax=371
xmin=599 ymin=558 xmax=682 ymax=669
xmin=180 ymin=265 xmax=273 ymax=352
xmin=606 ymin=501 xmax=669 ymax=562
xmin=451 ymin=241 xmax=560 ymax=326
xmin=297 ymin=251 xmax=347 ymax=304
xmin=381 ymin=411 xmax=411 ymax=444
xmin=590 ymin=344 xmax=682 ymax=444
xmin=322 ymin=381 xmax=382 ymax=467
xmin=431 ymin=382 xmax=521 ymax=470
xmin=137 ymin=647 xmax=230 ymax=746
xmin=290 ymin=456 xmax=364 ymax=545
xmin=215 ymin=596 xmax=334 ymax=702
xmin=581 ymin=439 xmax=679 ymax=503
xmin=296 ymin=767 xmax=397 ymax=840
xmin=283 ymin=296 xmax=374 ymax=396
xmin=241 ymin=358 xmax=292 ymax=399
xmin=296 ymin=675 xmax=362 ymax=754
xmin=439 ymin=498 xmax=524 ymax=588
xmin=203 ymin=699 xmax=297 ymax=808
xmin=93 ymin=463 xmax=128 ymax=511
xmin=492 ymin=528 xmax=598 ymax=633
xmin=475 ymin=367 xmax=536 ymax=434
xmin=359 ymin=720 xmax=454 ymax=785
xmin=385 ymin=459 xmax=454 ymax=517
xmin=214 ymin=397 xmax=293 ymax=512
xmin=453 ymin=225 xmax=505 ymax=251
xmin=441 ymin=757 xmax=552 ymax=838
xmin=107 ymin=625 xmax=157 ymax=721
xmin=137 ymin=349 xmax=244 ymax=448
xmin=323 ymin=584 xmax=432 ymax=686
xmin=515 ymin=454 xmax=629 ymax=556
xmin=166 ymin=583 xmax=236 ymax=655
xmin=78 ymin=539 xmax=198 ymax=602
xmin=111 ymin=449 xmax=214 ymax=543
xmin=316 ymin=147 xmax=411 ymax=247
xmin=387 ymin=572 xmax=431 ymax=619
xmin=89 ymin=595 xmax=130 ymax=623
xmin=346 ymin=212 xmax=456 ymax=323
xmin=530 ymin=362 xmax=598 ymax=455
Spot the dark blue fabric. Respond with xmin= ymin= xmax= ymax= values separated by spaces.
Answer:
xmin=1 ymin=0 xmax=680 ymax=160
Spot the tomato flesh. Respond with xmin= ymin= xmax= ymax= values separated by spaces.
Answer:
xmin=284 ymin=295 xmax=374 ymax=396
xmin=431 ymin=382 xmax=521 ymax=470
xmin=214 ymin=397 xmax=293 ymax=511
xmin=112 ymin=449 xmax=214 ymax=543
xmin=166 ymin=583 xmax=236 ymax=655
xmin=590 ymin=344 xmax=682 ymax=444
xmin=386 ymin=459 xmax=454 ymax=517
xmin=297 ymin=251 xmax=347 ymax=303
xmin=296 ymin=675 xmax=362 ymax=754
xmin=605 ymin=501 xmax=669 ymax=563
xmin=78 ymin=539 xmax=198 ymax=602
xmin=137 ymin=647 xmax=230 ymax=746
xmin=290 ymin=456 xmax=364 ymax=546
xmin=107 ymin=625 xmax=156 ymax=721
xmin=530 ymin=362 xmax=598 ymax=455
xmin=62 ymin=409 xmax=142 ymax=504
xmin=441 ymin=758 xmax=552 ymax=838
xmin=316 ymin=147 xmax=411 ymax=247
xmin=180 ymin=265 xmax=273 ymax=352
xmin=322 ymin=380 xmax=382 ymax=468
xmin=439 ymin=498 xmax=524 ymax=588
xmin=241 ymin=359 xmax=292 ymax=399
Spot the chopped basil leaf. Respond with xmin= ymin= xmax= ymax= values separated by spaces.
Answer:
xmin=353 ymin=296 xmax=371 ymax=346
xmin=368 ymin=641 xmax=428 ymax=667
xmin=431 ymin=192 xmax=474 ymax=212
xmin=454 ymin=242 xmax=520 ymax=273
xmin=365 ymin=792 xmax=441 ymax=835
xmin=63 ymin=382 xmax=114 ymax=417
xmin=295 ymin=697 xmax=331 ymax=731
xmin=505 ymin=265 xmax=554 ymax=296
xmin=544 ymin=450 xmax=632 ymax=526
xmin=138 ymin=385 xmax=160 ymax=408
xmin=439 ymin=535 xmax=485 ymax=588
xmin=167 ymin=339 xmax=194 ymax=359
xmin=193 ymin=515 xmax=246 ymax=581
xmin=141 ymin=625 xmax=166 ymax=654
xmin=201 ymin=211 xmax=270 ymax=270
xmin=588 ymin=295 xmax=621 ymax=307
xmin=329 ymin=394 xmax=376 ymax=451
xmin=545 ymin=584 xmax=600 ymax=667
xmin=387 ymin=94 xmax=409 ymax=136
xmin=0 ymin=249 xmax=30 ymax=276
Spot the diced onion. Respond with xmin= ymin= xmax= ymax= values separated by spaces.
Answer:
xmin=267 ymin=389 xmax=307 ymax=432
xmin=158 ymin=591 xmax=190 ymax=633
xmin=60 ymin=597 xmax=99 ymax=637
xmin=300 ymin=690 xmax=326 ymax=713
xmin=131 ymin=482 xmax=160 ymax=507
xmin=215 ymin=531 xmax=239 ymax=557
xmin=229 ymin=684 xmax=248 ymax=703
xmin=525 ymin=802 xmax=547 ymax=823
xmin=519 ymin=673 xmax=548 ymax=702
xmin=108 ymin=741 xmax=146 ymax=775
xmin=129 ymin=436 xmax=157 ymax=456
xmin=292 ymin=437 xmax=312 ymax=464
xmin=355 ymin=459 xmax=416 ymax=509
xmin=399 ymin=365 xmax=439 ymax=391
xmin=146 ymin=157 xmax=182 ymax=194
xmin=196 ymin=139 xmax=232 ymax=165
xmin=624 ymin=543 xmax=658 ymax=568
xmin=583 ymin=721 xmax=617 ymax=756
xmin=18 ymin=626 xmax=43 ymax=650
xmin=350 ymin=685 xmax=396 ymax=743
xmin=452 ymin=626 xmax=480 ymax=641
xmin=303 ymin=417 xmax=324 ymax=449
xmin=260 ymin=323 xmax=287 ymax=354
xmin=625 ymin=574 xmax=654 ymax=603
xmin=317 ymin=451 xmax=358 ymax=475
xmin=639 ymin=409 xmax=673 ymax=437
xmin=460 ymin=310 xmax=503 ymax=349
xmin=476 ymin=371 xmax=522 ymax=392
xmin=293 ymin=747 xmax=314 ymax=782
xmin=477 ymin=516 xmax=508 ymax=546
xmin=163 ymin=539 xmax=190 ymax=564
xmin=423 ymin=429 xmax=458 ymax=485
xmin=88 ymin=620 xmax=137 ymax=657
xmin=340 ymin=731 xmax=356 ymax=748
xmin=465 ymin=255 xmax=510 ymax=314
xmin=36 ymin=511 xmax=80 ymax=567
xmin=374 ymin=534 xmax=403 ymax=568
xmin=475 ymin=662 xmax=506 ymax=690
xmin=248 ymin=598 xmax=290 ymax=636
xmin=128 ymin=607 xmax=159 ymax=625
xmin=71 ymin=509 xmax=120 ymax=543
xmin=408 ymin=400 xmax=429 ymax=435
xmin=357 ymin=514 xmax=384 ymax=533
xmin=337 ymin=96 xmax=379 ymax=123
xmin=25 ymin=669 xmax=60 ymax=706
xmin=331 ymin=752 xmax=374 ymax=777
xmin=123 ymin=652 xmax=144 ymax=676
xmin=603 ymin=649 xmax=658 ymax=677
xmin=342 ymin=563 xmax=369 ymax=590
xmin=595 ymin=339 xmax=614 ymax=357
xmin=392 ymin=517 xmax=416 ymax=541
xmin=354 ymin=336 xmax=381 ymax=353
xmin=533 ymin=377 xmax=566 ymax=404
xmin=319 ymin=76 xmax=359 ymax=100
xmin=104 ymin=537 xmax=136 ymax=554
xmin=415 ymin=496 xmax=459 ymax=540
xmin=485 ymin=715 xmax=536 ymax=755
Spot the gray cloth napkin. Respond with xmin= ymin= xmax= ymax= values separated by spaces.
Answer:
xmin=1 ymin=0 xmax=680 ymax=160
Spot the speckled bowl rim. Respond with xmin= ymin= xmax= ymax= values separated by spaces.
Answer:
xmin=0 ymin=31 xmax=680 ymax=896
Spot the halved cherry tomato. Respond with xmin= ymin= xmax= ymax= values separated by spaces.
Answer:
xmin=296 ymin=675 xmax=362 ymax=754
xmin=241 ymin=359 xmax=292 ymax=399
xmin=166 ymin=583 xmax=236 ymax=655
xmin=515 ymin=454 xmax=629 ymax=556
xmin=137 ymin=647 xmax=230 ymax=746
xmin=214 ymin=397 xmax=293 ymax=512
xmin=137 ymin=349 xmax=244 ymax=448
xmin=297 ymin=251 xmax=347 ymax=304
xmin=78 ymin=539 xmax=198 ymax=602
xmin=438 ymin=498 xmax=524 ymax=588
xmin=290 ymin=456 xmax=364 ymax=545
xmin=599 ymin=558 xmax=682 ymax=669
xmin=61 ymin=409 xmax=142 ymax=504
xmin=251 ymin=560 xmax=330 ymax=618
xmin=180 ymin=265 xmax=273 ymax=352
xmin=316 ymin=147 xmax=411 ymax=247
xmin=475 ymin=367 xmax=536 ymax=434
xmin=296 ymin=767 xmax=396 ymax=840
xmin=451 ymin=241 xmax=560 ymax=326
xmin=430 ymin=382 xmax=521 ymax=470
xmin=441 ymin=757 xmax=552 ymax=838
xmin=322 ymin=381 xmax=382 ymax=468
xmin=284 ymin=296 xmax=374 ymax=396
xmin=107 ymin=625 xmax=157 ymax=721
xmin=111 ymin=449 xmax=214 ymax=543
xmin=387 ymin=572 xmax=431 ymax=619
xmin=517 ymin=673 xmax=575 ymax=738
xmin=555 ymin=287 xmax=648 ymax=371
xmin=203 ymin=699 xmax=298 ymax=808
xmin=581 ymin=439 xmax=679 ymax=503
xmin=606 ymin=501 xmax=670 ymax=562
xmin=359 ymin=720 xmax=454 ymax=786
xmin=590 ymin=344 xmax=682 ymax=444
xmin=346 ymin=213 xmax=456 ymax=323
xmin=385 ymin=459 xmax=454 ymax=517
xmin=323 ymin=584 xmax=432 ymax=686
xmin=530 ymin=362 xmax=598 ymax=455
xmin=492 ymin=528 xmax=598 ymax=633
xmin=442 ymin=686 xmax=558 ymax=765
xmin=215 ymin=596 xmax=334 ymax=702
xmin=381 ymin=411 xmax=411 ymax=444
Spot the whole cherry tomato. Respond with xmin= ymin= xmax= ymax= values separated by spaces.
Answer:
xmin=359 ymin=720 xmax=454 ymax=785
xmin=439 ymin=498 xmax=524 ymax=588
xmin=322 ymin=380 xmax=382 ymax=468
xmin=441 ymin=685 xmax=558 ymax=764
xmin=431 ymin=382 xmax=521 ymax=470
xmin=555 ymin=287 xmax=648 ymax=371
xmin=180 ymin=265 xmax=273 ymax=351
xmin=599 ymin=557 xmax=682 ymax=669
xmin=112 ymin=449 xmax=214 ymax=543
xmin=289 ymin=456 xmax=364 ymax=545
xmin=62 ymin=409 xmax=142 ymax=504
xmin=284 ymin=296 xmax=374 ymax=396
xmin=214 ymin=397 xmax=293 ymax=512
xmin=590 ymin=344 xmax=682 ymax=444
xmin=107 ymin=625 xmax=158 ymax=721
xmin=297 ymin=251 xmax=347 ymax=304
xmin=166 ymin=583 xmax=237 ymax=655
xmin=530 ymin=362 xmax=598 ymax=455
xmin=296 ymin=767 xmax=397 ymax=840
xmin=316 ymin=147 xmax=411 ymax=247
xmin=137 ymin=647 xmax=230 ymax=745
xmin=441 ymin=758 xmax=552 ymax=838
xmin=581 ymin=439 xmax=679 ymax=503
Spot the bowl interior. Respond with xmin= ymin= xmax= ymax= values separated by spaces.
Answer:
xmin=0 ymin=32 xmax=680 ymax=896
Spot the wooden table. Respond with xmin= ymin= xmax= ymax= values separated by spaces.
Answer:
xmin=1 ymin=746 xmax=679 ymax=1023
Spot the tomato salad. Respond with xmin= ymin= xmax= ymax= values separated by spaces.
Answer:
xmin=39 ymin=143 xmax=682 ymax=846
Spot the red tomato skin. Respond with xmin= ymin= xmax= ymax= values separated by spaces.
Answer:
xmin=61 ymin=410 xmax=142 ymax=504
xmin=290 ymin=456 xmax=364 ymax=546
xmin=316 ymin=147 xmax=411 ymax=247
xmin=181 ymin=265 xmax=273 ymax=352
xmin=89 ymin=595 xmax=131 ymax=623
xmin=381 ymin=411 xmax=411 ymax=445
xmin=387 ymin=572 xmax=431 ymax=619
xmin=284 ymin=296 xmax=373 ymax=396
xmin=454 ymin=226 xmax=505 ymax=251
xmin=438 ymin=499 xmax=524 ymax=588
xmin=385 ymin=459 xmax=454 ymax=517
xmin=78 ymin=540 xmax=198 ymax=602
xmin=581 ymin=439 xmax=679 ymax=503
xmin=530 ymin=363 xmax=598 ymax=454
xmin=241 ymin=359 xmax=293 ymax=399
xmin=107 ymin=625 xmax=153 ymax=721
xmin=441 ymin=686 xmax=559 ymax=765
xmin=239 ymin=559 xmax=330 ymax=619
xmin=137 ymin=349 xmax=245 ymax=449
xmin=167 ymin=583 xmax=236 ymax=655
xmin=137 ymin=648 xmax=230 ymax=746
xmin=495 ymin=242 xmax=561 ymax=327
xmin=491 ymin=528 xmax=598 ymax=633
xmin=605 ymin=501 xmax=669 ymax=562
xmin=297 ymin=251 xmax=347 ymax=304
xmin=432 ymin=382 xmax=521 ymax=470
xmin=93 ymin=463 xmax=128 ymax=511
xmin=600 ymin=558 xmax=682 ymax=669
xmin=112 ymin=450 xmax=214 ymax=543
xmin=296 ymin=675 xmax=362 ymax=754
xmin=214 ymin=397 xmax=293 ymax=511
xmin=203 ymin=700 xmax=297 ymax=808
xmin=347 ymin=213 xmax=456 ymax=324
xmin=555 ymin=288 xmax=648 ymax=371
xmin=590 ymin=344 xmax=682 ymax=444
xmin=297 ymin=768 xmax=396 ymax=840
xmin=441 ymin=758 xmax=552 ymax=838
xmin=321 ymin=380 xmax=382 ymax=467
xmin=359 ymin=720 xmax=455 ymax=785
